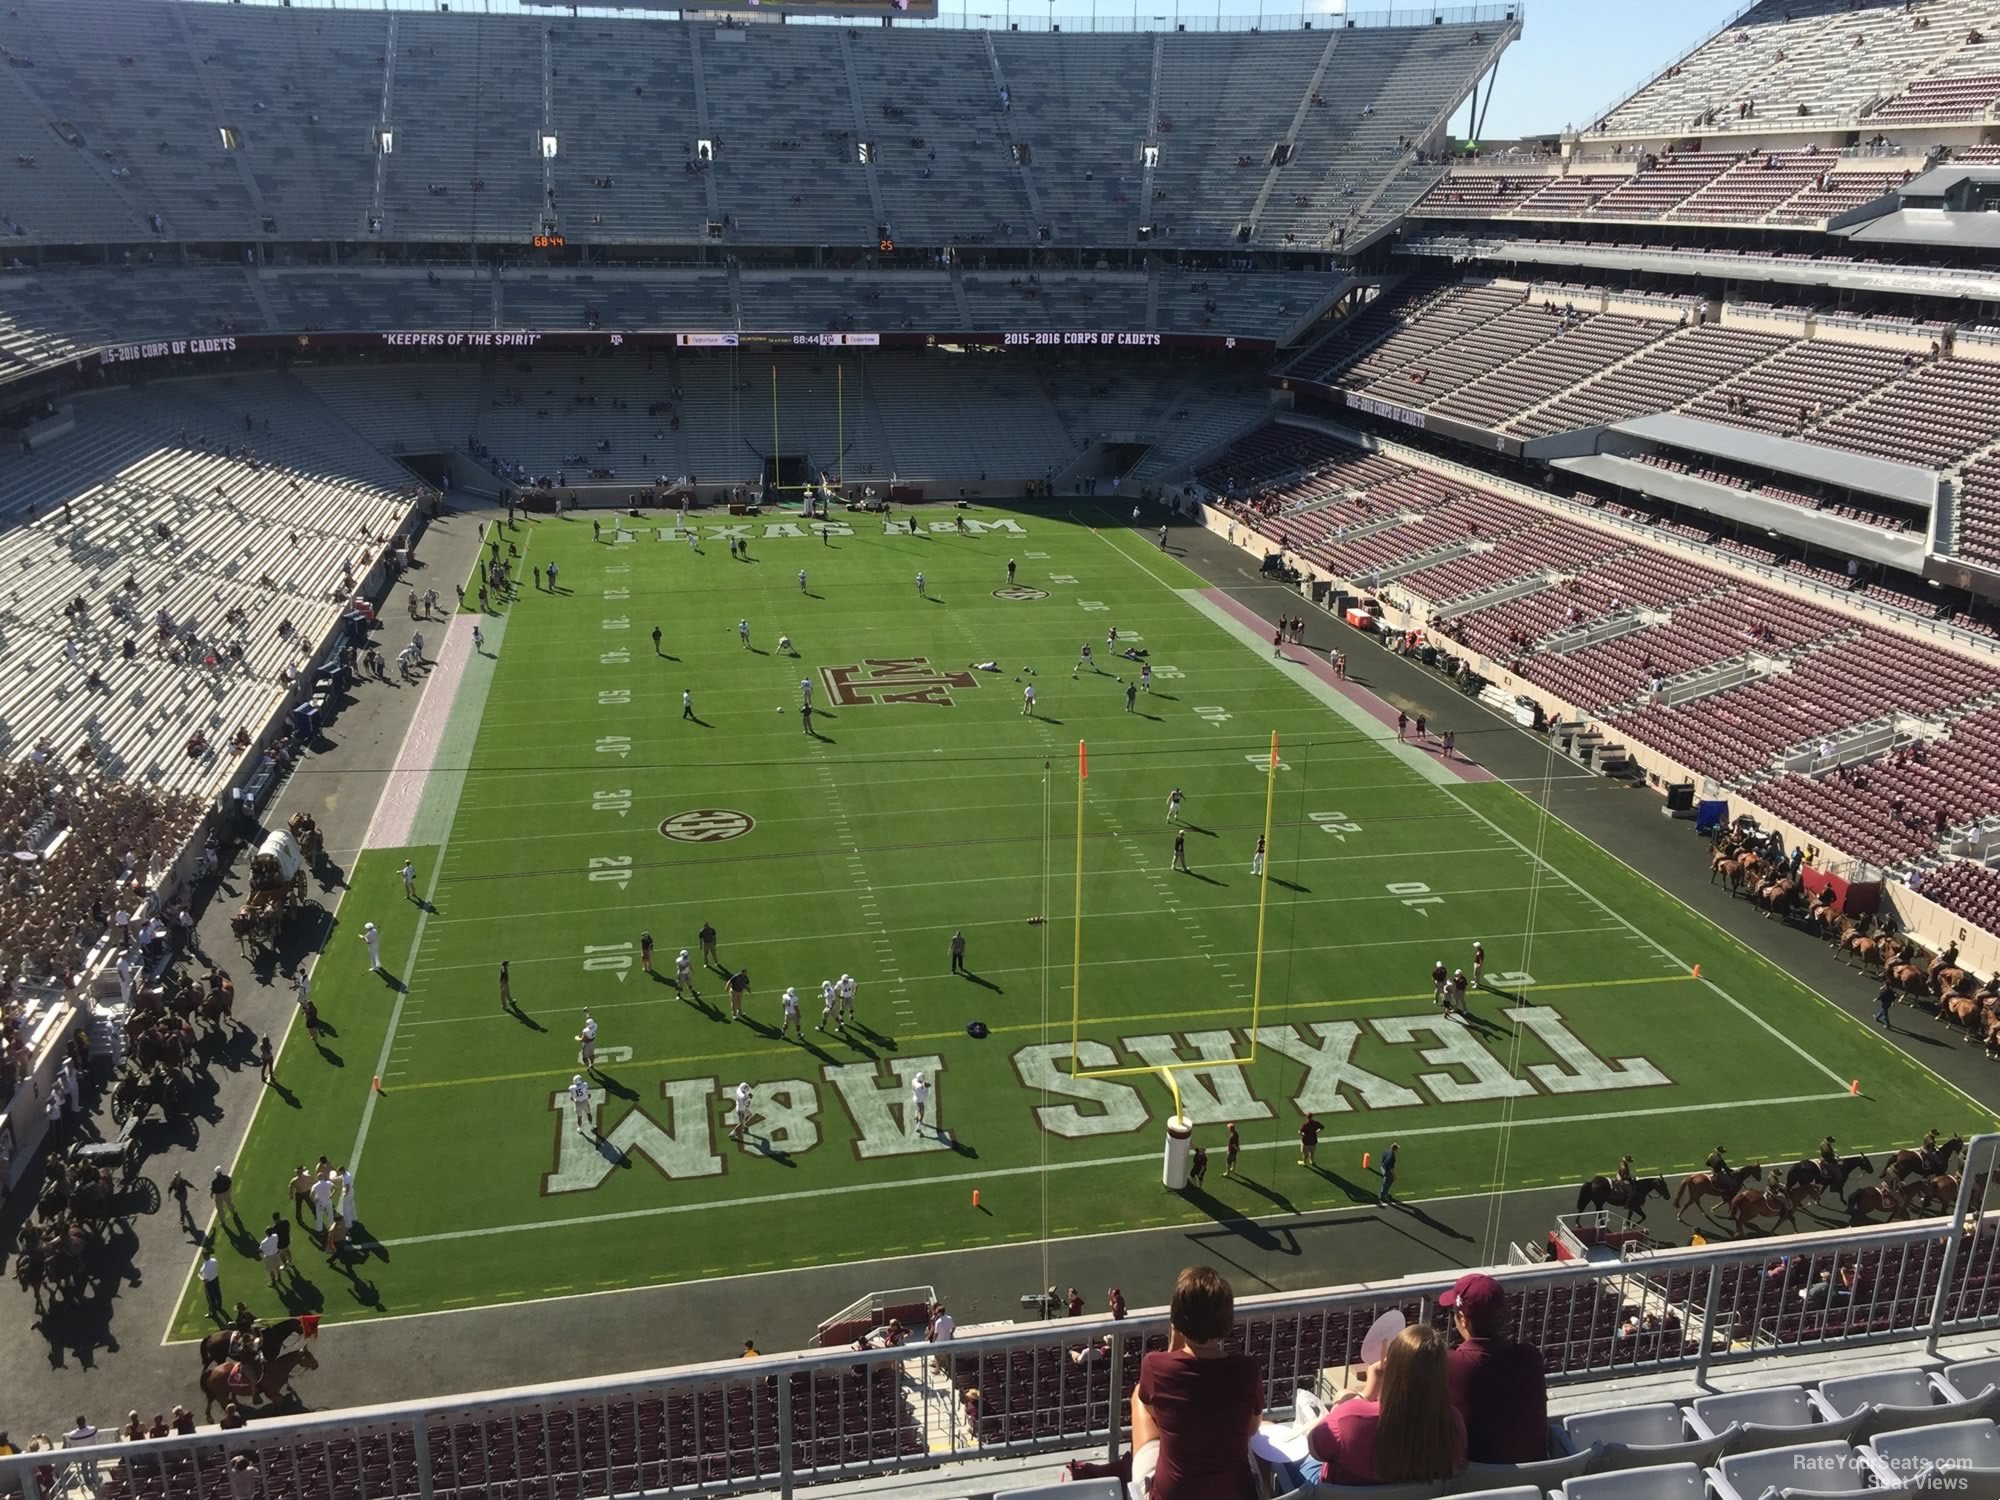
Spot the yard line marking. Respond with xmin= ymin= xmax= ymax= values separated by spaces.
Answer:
xmin=348 ymin=762 xmax=460 ymax=1183
xmin=391 ymin=972 xmax=1698 ymax=1083
xmin=421 ymin=841 xmax=1517 ymax=925
xmin=404 ymin=918 xmax=1615 ymax=985
xmin=373 ymin=1088 xmax=1851 ymax=1251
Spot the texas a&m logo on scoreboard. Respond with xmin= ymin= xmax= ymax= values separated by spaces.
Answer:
xmin=820 ymin=658 xmax=978 ymax=708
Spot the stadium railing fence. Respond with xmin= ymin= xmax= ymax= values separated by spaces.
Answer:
xmin=8 ymin=1136 xmax=2000 ymax=1500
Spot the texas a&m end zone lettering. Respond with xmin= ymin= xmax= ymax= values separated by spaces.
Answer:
xmin=821 ymin=658 xmax=977 ymax=708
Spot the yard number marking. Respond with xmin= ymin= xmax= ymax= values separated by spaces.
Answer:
xmin=601 ymin=649 xmax=630 ymax=666
xmin=1194 ymin=704 xmax=1230 ymax=725
xmin=1309 ymin=811 xmax=1361 ymax=841
xmin=588 ymin=856 xmax=634 ymax=890
xmin=602 ymin=616 xmax=630 ymax=631
xmin=1245 ymin=753 xmax=1291 ymax=771
xmin=1387 ymin=881 xmax=1444 ymax=916
xmin=582 ymin=942 xmax=633 ymax=982
xmin=1079 ymin=599 xmax=1109 ymax=612
xmin=598 ymin=689 xmax=631 ymax=706
xmin=596 ymin=736 xmax=632 ymax=758
xmin=592 ymin=789 xmax=633 ymax=817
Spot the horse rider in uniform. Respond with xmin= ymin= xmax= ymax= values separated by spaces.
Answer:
xmin=1818 ymin=1135 xmax=1840 ymax=1190
xmin=1614 ymin=1155 xmax=1635 ymax=1204
xmin=1706 ymin=1145 xmax=1730 ymax=1189
xmin=1920 ymin=1129 xmax=1941 ymax=1174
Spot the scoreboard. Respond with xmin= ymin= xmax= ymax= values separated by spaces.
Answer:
xmin=520 ymin=0 xmax=939 ymax=16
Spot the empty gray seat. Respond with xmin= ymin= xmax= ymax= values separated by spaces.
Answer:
xmin=1869 ymin=1419 xmax=2000 ymax=1489
xmin=1691 ymin=1386 xmax=1864 ymax=1453
xmin=1559 ymin=1461 xmax=1704 ymax=1500
xmin=1444 ymin=1446 xmax=1600 ymax=1494
xmin=1562 ymin=1405 xmax=1734 ymax=1471
xmin=1709 ymin=1439 xmax=1868 ymax=1500
xmin=1272 ymin=1481 xmax=1443 ymax=1500
xmin=1943 ymin=1358 xmax=2000 ymax=1404
xmin=1814 ymin=1370 xmax=1997 ymax=1440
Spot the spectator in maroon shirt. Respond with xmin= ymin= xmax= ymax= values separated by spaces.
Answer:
xmin=1130 ymin=1265 xmax=1261 ymax=1500
xmin=1442 ymin=1272 xmax=1549 ymax=1464
xmin=1291 ymin=1323 xmax=1464 ymax=1486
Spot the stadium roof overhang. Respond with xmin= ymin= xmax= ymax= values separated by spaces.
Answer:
xmin=1892 ymin=164 xmax=2000 ymax=198
xmin=1399 ymin=235 xmax=2000 ymax=305
xmin=1547 ymin=452 xmax=1931 ymax=574
xmin=1839 ymin=209 xmax=2000 ymax=252
xmin=1608 ymin=413 xmax=1940 ymax=509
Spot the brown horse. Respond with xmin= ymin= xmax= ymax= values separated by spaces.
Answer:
xmin=1940 ymin=992 xmax=1988 ymax=1037
xmin=1839 ymin=930 xmax=1889 ymax=970
xmin=200 ymin=1346 xmax=318 ymax=1417
xmin=1889 ymin=1136 xmax=1965 ymax=1182
xmin=199 ymin=1318 xmax=301 ymax=1368
xmin=1729 ymin=1186 xmax=1799 ymax=1236
xmin=1902 ymin=1174 xmax=1962 ymax=1215
xmin=1675 ymin=1163 xmax=1762 ymax=1220
xmin=1848 ymin=1178 xmax=1908 ymax=1224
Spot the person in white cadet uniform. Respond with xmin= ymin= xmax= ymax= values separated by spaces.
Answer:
xmin=731 ymin=1081 xmax=753 ymax=1142
xmin=780 ymin=985 xmax=803 ymax=1041
xmin=838 ymin=973 xmax=856 ymax=1027
xmin=578 ymin=1009 xmax=599 ymax=1069
xmin=819 ymin=979 xmax=839 ymax=1032
xmin=570 ymin=1075 xmax=595 ymax=1135
xmin=910 ymin=1070 xmax=931 ymax=1132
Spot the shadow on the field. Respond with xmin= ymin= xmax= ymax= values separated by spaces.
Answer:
xmin=940 ymin=1130 xmax=977 ymax=1160
xmin=960 ymin=972 xmax=1002 ymax=994
xmin=594 ymin=1070 xmax=639 ymax=1102
xmin=1452 ymin=1009 xmax=1511 ymax=1043
xmin=1225 ymin=1173 xmax=1297 ymax=1216
xmin=1151 ymin=692 xmax=1179 ymax=702
xmin=1385 ymin=1196 xmax=1475 ymax=1244
xmin=1177 ymin=1187 xmax=1293 ymax=1254
xmin=268 ymin=1079 xmax=301 ymax=1110
xmin=1479 ymin=983 xmax=1527 ymax=1006
xmin=376 ymin=971 xmax=408 ymax=994
xmin=850 ymin=1022 xmax=897 ymax=1052
xmin=504 ymin=999 xmax=548 ymax=1032
xmin=803 ymin=590 xmax=823 ymax=600
xmin=788 ymin=1034 xmax=838 ymax=1064
xmin=1182 ymin=870 xmax=1225 ymax=886
xmin=1132 ymin=711 xmax=1162 ymax=722
xmin=740 ymin=1015 xmax=782 ymax=1040
xmin=312 ymin=1041 xmax=345 ymax=1068
xmin=749 ymin=1138 xmax=798 ymax=1168
xmin=680 ymin=989 xmax=726 ymax=1022
xmin=1179 ymin=822 xmax=1216 ymax=837
xmin=1269 ymin=877 xmax=1309 ymax=893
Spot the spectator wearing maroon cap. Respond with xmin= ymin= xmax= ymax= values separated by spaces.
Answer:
xmin=1441 ymin=1272 xmax=1548 ymax=1463
xmin=1129 ymin=1265 xmax=1261 ymax=1500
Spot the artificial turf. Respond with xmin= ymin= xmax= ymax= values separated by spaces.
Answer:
xmin=172 ymin=504 xmax=1994 ymax=1336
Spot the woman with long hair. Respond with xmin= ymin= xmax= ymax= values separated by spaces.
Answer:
xmin=1293 ymin=1324 xmax=1466 ymax=1487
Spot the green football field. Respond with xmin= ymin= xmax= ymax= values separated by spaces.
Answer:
xmin=174 ymin=504 xmax=1993 ymax=1336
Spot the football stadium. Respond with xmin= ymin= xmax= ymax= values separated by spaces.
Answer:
xmin=11 ymin=0 xmax=2000 ymax=1495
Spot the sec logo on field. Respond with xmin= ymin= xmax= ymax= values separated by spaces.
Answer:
xmin=659 ymin=808 xmax=756 ymax=844
xmin=993 ymin=586 xmax=1050 ymax=601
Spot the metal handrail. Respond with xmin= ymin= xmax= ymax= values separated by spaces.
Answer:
xmin=14 ymin=1171 xmax=2000 ymax=1500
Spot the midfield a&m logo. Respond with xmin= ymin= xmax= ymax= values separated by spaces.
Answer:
xmin=821 ymin=658 xmax=977 ymax=708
